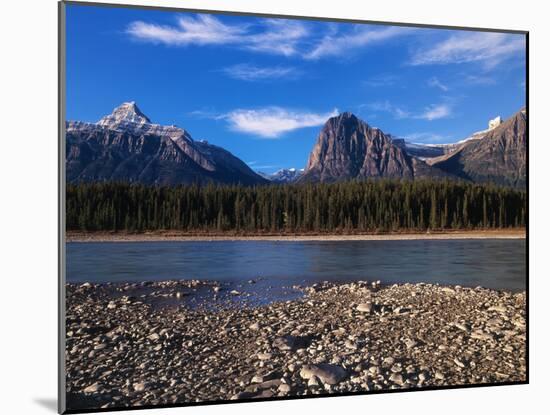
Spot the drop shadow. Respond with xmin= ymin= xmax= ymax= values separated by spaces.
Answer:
xmin=34 ymin=398 xmax=57 ymax=412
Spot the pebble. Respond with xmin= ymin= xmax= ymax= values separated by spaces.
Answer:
xmin=404 ymin=339 xmax=418 ymax=349
xmin=83 ymin=383 xmax=100 ymax=393
xmin=278 ymin=383 xmax=291 ymax=393
xmin=133 ymin=382 xmax=147 ymax=392
xmin=147 ymin=333 xmax=160 ymax=341
xmin=345 ymin=339 xmax=357 ymax=350
xmin=356 ymin=303 xmax=373 ymax=313
xmin=64 ymin=280 xmax=526 ymax=409
xmin=389 ymin=373 xmax=404 ymax=386
xmin=454 ymin=323 xmax=470 ymax=332
xmin=307 ymin=375 xmax=320 ymax=387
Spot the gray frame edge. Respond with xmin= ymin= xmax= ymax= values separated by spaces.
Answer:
xmin=62 ymin=0 xmax=528 ymax=34
xmin=58 ymin=1 xmax=67 ymax=414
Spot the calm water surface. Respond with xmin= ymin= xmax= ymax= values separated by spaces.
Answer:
xmin=67 ymin=239 xmax=526 ymax=293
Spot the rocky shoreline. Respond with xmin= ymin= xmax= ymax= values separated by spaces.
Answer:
xmin=65 ymin=280 xmax=526 ymax=411
xmin=65 ymin=229 xmax=526 ymax=243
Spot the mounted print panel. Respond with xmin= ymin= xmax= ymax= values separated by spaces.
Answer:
xmin=59 ymin=1 xmax=527 ymax=413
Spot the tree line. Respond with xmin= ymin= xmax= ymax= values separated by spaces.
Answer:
xmin=66 ymin=180 xmax=527 ymax=233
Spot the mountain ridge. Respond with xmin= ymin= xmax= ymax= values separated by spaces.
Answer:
xmin=66 ymin=103 xmax=527 ymax=188
xmin=66 ymin=102 xmax=269 ymax=186
xmin=431 ymin=109 xmax=527 ymax=187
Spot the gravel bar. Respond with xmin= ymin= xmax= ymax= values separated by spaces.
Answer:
xmin=65 ymin=280 xmax=526 ymax=410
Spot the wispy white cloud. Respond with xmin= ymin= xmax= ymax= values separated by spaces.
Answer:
xmin=243 ymin=19 xmax=309 ymax=57
xmin=126 ymin=15 xmax=415 ymax=60
xmin=419 ymin=104 xmax=452 ymax=120
xmin=220 ymin=63 xmax=300 ymax=81
xmin=127 ymin=15 xmax=309 ymax=57
xmin=186 ymin=109 xmax=219 ymax=119
xmin=427 ymin=77 xmax=449 ymax=91
xmin=363 ymin=74 xmax=400 ymax=87
xmin=368 ymin=101 xmax=452 ymax=121
xmin=410 ymin=32 xmax=525 ymax=70
xmin=367 ymin=101 xmax=410 ymax=119
xmin=463 ymin=74 xmax=497 ymax=85
xmin=305 ymin=26 xmax=413 ymax=60
xmin=220 ymin=107 xmax=338 ymax=138
xmin=126 ymin=15 xmax=247 ymax=46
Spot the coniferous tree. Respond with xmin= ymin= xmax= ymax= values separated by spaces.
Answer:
xmin=66 ymin=180 xmax=526 ymax=233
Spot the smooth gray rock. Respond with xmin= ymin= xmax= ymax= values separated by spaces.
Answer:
xmin=300 ymin=364 xmax=348 ymax=385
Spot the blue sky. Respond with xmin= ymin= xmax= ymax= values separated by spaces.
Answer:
xmin=66 ymin=4 xmax=526 ymax=174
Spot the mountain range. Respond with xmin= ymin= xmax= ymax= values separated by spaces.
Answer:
xmin=66 ymin=102 xmax=527 ymax=188
xmin=263 ymin=168 xmax=305 ymax=183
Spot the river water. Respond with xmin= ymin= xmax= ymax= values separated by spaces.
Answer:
xmin=67 ymin=239 xmax=526 ymax=295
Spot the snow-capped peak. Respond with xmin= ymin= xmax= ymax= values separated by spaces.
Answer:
xmin=72 ymin=101 xmax=192 ymax=142
xmin=97 ymin=101 xmax=152 ymax=128
xmin=269 ymin=168 xmax=304 ymax=183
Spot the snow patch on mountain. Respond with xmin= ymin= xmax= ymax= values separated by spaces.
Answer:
xmin=390 ymin=115 xmax=503 ymax=160
xmin=68 ymin=102 xmax=193 ymax=142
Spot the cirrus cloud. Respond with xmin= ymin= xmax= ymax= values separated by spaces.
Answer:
xmin=126 ymin=15 xmax=247 ymax=46
xmin=126 ymin=14 xmax=416 ymax=61
xmin=427 ymin=77 xmax=449 ymax=92
xmin=420 ymin=104 xmax=452 ymax=120
xmin=126 ymin=14 xmax=309 ymax=57
xmin=305 ymin=26 xmax=414 ymax=60
xmin=410 ymin=32 xmax=525 ymax=70
xmin=363 ymin=74 xmax=400 ymax=88
xmin=220 ymin=64 xmax=301 ymax=81
xmin=368 ymin=101 xmax=452 ymax=121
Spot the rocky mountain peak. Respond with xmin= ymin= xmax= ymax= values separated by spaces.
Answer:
xmin=299 ymin=112 xmax=447 ymax=183
xmin=326 ymin=111 xmax=361 ymax=127
xmin=337 ymin=111 xmax=357 ymax=119
xmin=97 ymin=101 xmax=152 ymax=128
xmin=320 ymin=112 xmax=379 ymax=140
